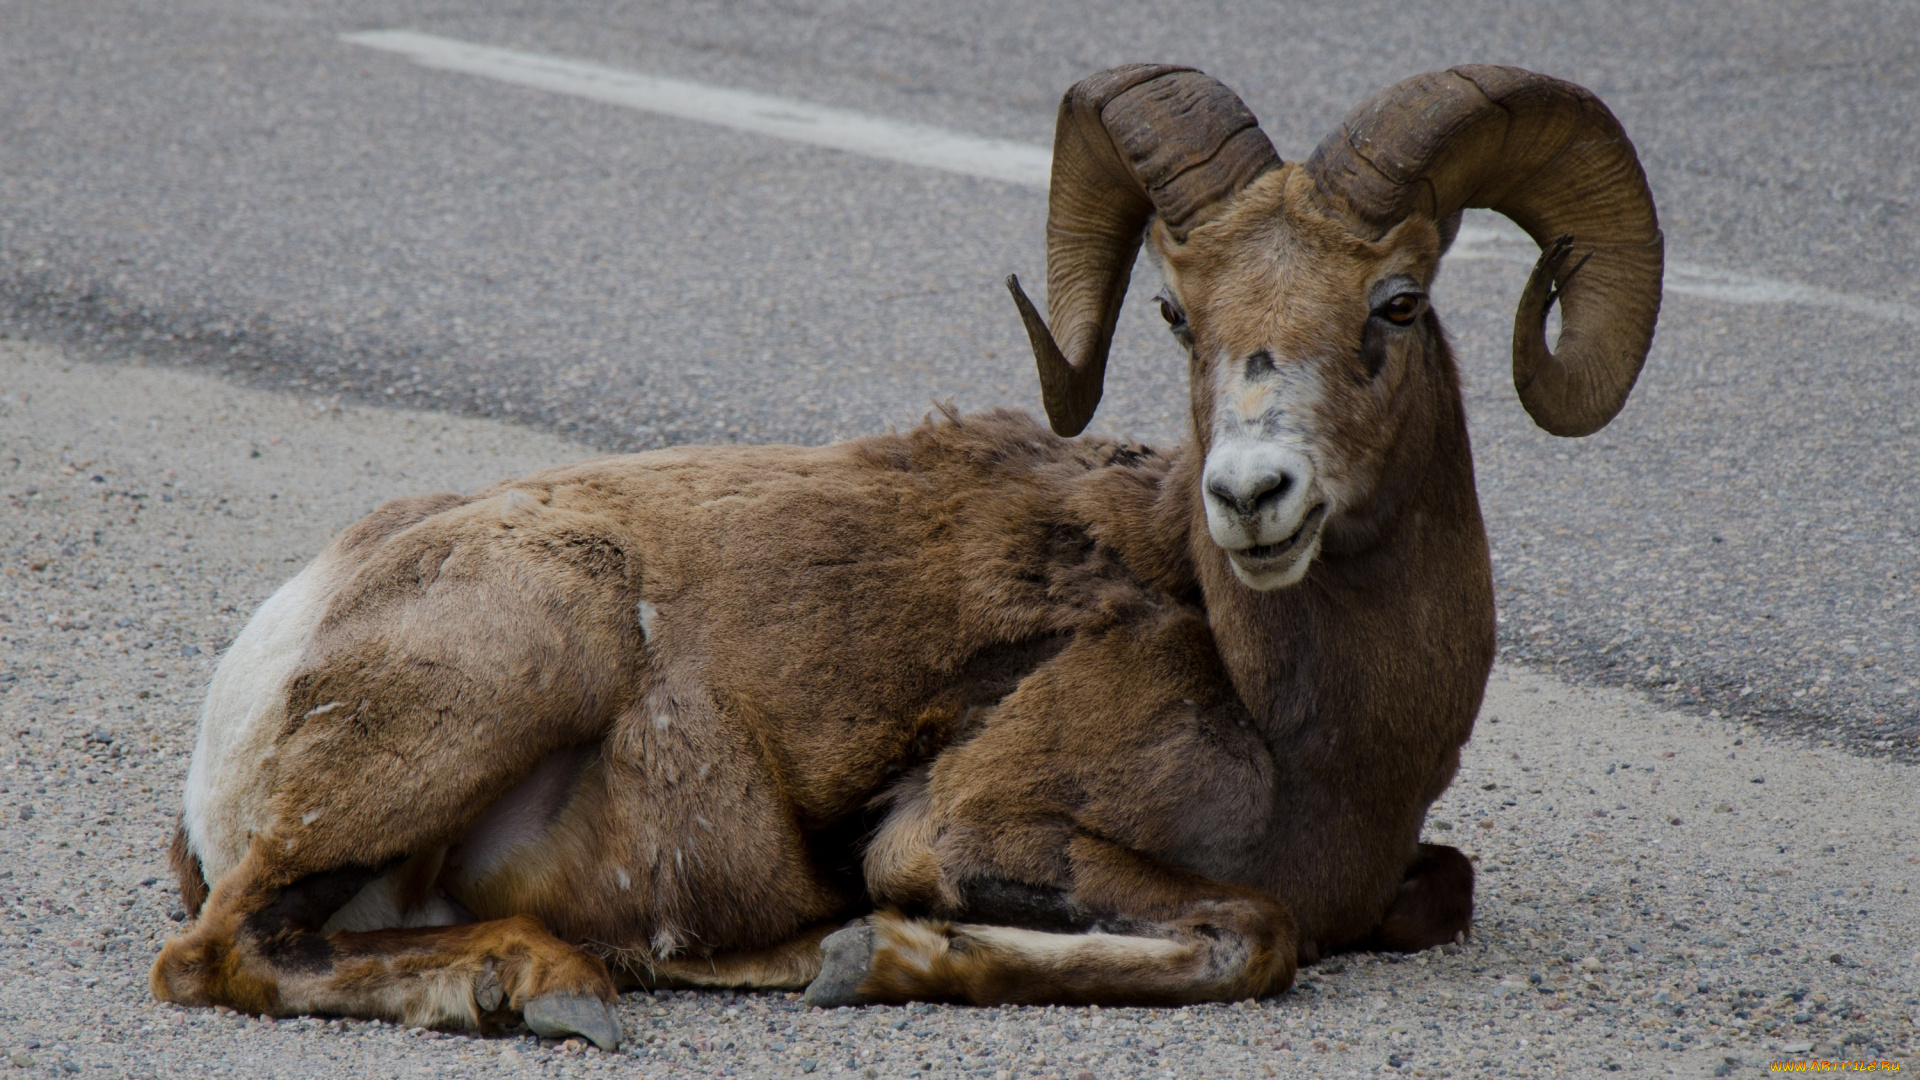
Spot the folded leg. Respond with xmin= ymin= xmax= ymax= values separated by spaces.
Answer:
xmin=152 ymin=843 xmax=622 ymax=1046
xmin=626 ymin=924 xmax=837 ymax=991
xmin=813 ymin=834 xmax=1295 ymax=1007
xmin=817 ymin=611 xmax=1299 ymax=1006
xmin=155 ymin=489 xmax=657 ymax=1045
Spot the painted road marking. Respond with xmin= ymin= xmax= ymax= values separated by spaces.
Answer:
xmin=1452 ymin=219 xmax=1920 ymax=326
xmin=340 ymin=30 xmax=1049 ymax=188
xmin=344 ymin=30 xmax=1919 ymax=328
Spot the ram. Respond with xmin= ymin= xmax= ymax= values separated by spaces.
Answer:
xmin=151 ymin=65 xmax=1660 ymax=1048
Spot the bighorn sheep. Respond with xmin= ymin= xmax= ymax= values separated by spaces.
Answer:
xmin=152 ymin=65 xmax=1661 ymax=1047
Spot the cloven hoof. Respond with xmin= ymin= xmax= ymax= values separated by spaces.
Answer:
xmin=802 ymin=921 xmax=876 ymax=1008
xmin=523 ymin=992 xmax=622 ymax=1051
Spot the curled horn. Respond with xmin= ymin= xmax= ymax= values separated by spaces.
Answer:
xmin=1306 ymin=65 xmax=1664 ymax=437
xmin=1009 ymin=65 xmax=1281 ymax=436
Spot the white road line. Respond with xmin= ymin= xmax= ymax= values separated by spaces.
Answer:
xmin=1452 ymin=220 xmax=1920 ymax=326
xmin=340 ymin=30 xmax=1049 ymax=188
xmin=344 ymin=30 xmax=1920 ymax=328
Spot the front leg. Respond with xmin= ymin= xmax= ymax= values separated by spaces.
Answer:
xmin=1361 ymin=842 xmax=1474 ymax=952
xmin=811 ymin=834 xmax=1294 ymax=1007
xmin=811 ymin=609 xmax=1295 ymax=1007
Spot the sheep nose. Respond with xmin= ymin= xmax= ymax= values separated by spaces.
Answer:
xmin=1206 ymin=468 xmax=1294 ymax=519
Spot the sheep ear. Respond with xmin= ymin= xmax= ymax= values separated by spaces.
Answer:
xmin=1435 ymin=211 xmax=1463 ymax=258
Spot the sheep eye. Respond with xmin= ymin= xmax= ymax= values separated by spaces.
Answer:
xmin=1158 ymin=297 xmax=1186 ymax=327
xmin=1377 ymin=292 xmax=1425 ymax=326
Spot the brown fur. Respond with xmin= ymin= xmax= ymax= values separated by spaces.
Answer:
xmin=628 ymin=923 xmax=838 ymax=991
xmin=1364 ymin=843 xmax=1475 ymax=953
xmin=155 ymin=160 xmax=1505 ymax=1028
xmin=169 ymin=820 xmax=208 ymax=918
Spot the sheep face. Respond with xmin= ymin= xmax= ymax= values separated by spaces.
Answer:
xmin=1020 ymin=66 xmax=1659 ymax=590
xmin=1155 ymin=166 xmax=1448 ymax=590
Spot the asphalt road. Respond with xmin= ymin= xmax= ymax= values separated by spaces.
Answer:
xmin=2 ymin=0 xmax=1917 ymax=765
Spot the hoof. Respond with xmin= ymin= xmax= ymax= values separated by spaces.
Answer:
xmin=802 ymin=921 xmax=875 ymax=1008
xmin=523 ymin=992 xmax=622 ymax=1051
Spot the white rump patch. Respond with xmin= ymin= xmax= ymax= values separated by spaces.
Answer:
xmin=636 ymin=599 xmax=658 ymax=643
xmin=183 ymin=557 xmax=339 ymax=882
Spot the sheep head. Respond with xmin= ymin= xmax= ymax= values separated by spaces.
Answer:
xmin=1009 ymin=65 xmax=1663 ymax=591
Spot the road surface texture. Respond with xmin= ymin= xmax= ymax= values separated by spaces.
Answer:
xmin=1 ymin=0 xmax=1917 ymax=1075
xmin=3 ymin=346 xmax=1914 ymax=1078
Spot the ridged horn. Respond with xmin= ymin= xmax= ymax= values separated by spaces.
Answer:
xmin=1010 ymin=65 xmax=1281 ymax=436
xmin=1305 ymin=65 xmax=1664 ymax=437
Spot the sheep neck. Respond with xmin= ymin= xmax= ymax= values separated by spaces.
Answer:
xmin=1179 ymin=367 xmax=1495 ymax=939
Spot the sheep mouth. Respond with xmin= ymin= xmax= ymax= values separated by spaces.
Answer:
xmin=1235 ymin=503 xmax=1327 ymax=564
xmin=1224 ymin=503 xmax=1328 ymax=590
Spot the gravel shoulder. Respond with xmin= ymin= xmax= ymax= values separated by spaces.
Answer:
xmin=2 ymin=342 xmax=1915 ymax=1079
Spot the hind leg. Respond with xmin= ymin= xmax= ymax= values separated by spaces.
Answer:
xmin=154 ymin=835 xmax=624 ymax=1046
xmin=158 ymin=655 xmax=627 ymax=1044
xmin=160 ymin=709 xmax=623 ymax=1043
xmin=157 ymin=489 xmax=659 ymax=1042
